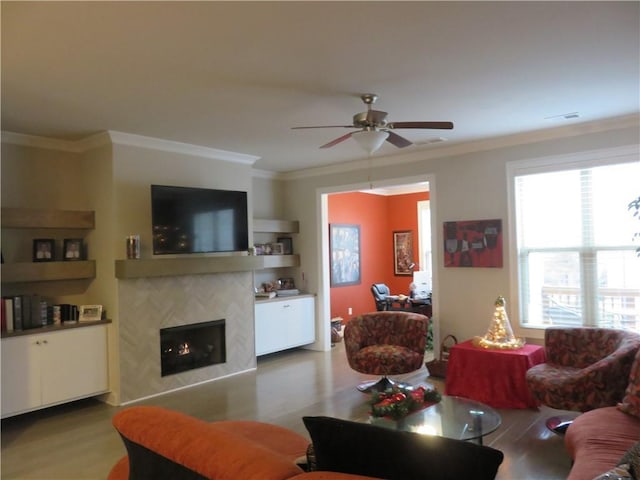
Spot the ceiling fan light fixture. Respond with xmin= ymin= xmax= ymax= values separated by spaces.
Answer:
xmin=352 ymin=130 xmax=389 ymax=154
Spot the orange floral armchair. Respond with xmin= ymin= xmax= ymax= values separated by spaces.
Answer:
xmin=344 ymin=311 xmax=429 ymax=392
xmin=526 ymin=327 xmax=640 ymax=412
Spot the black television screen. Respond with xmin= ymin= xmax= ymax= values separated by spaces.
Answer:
xmin=151 ymin=185 xmax=249 ymax=255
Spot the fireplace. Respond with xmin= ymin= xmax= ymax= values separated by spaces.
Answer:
xmin=160 ymin=319 xmax=226 ymax=377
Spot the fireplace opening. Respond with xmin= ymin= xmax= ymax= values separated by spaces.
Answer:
xmin=160 ymin=319 xmax=226 ymax=377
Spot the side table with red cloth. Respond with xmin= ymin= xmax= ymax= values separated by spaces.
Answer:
xmin=444 ymin=340 xmax=546 ymax=409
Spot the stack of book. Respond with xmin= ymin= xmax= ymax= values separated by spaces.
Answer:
xmin=2 ymin=295 xmax=48 ymax=332
xmin=1 ymin=295 xmax=79 ymax=333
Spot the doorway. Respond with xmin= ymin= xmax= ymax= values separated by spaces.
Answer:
xmin=319 ymin=176 xmax=436 ymax=346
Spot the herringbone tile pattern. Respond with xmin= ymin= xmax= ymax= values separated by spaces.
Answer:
xmin=117 ymin=272 xmax=255 ymax=403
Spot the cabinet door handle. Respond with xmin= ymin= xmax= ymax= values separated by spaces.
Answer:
xmin=283 ymin=304 xmax=291 ymax=308
xmin=34 ymin=340 xmax=48 ymax=346
xmin=42 ymin=340 xmax=48 ymax=345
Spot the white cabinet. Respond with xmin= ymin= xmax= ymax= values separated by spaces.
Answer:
xmin=1 ymin=324 xmax=108 ymax=418
xmin=255 ymin=295 xmax=315 ymax=356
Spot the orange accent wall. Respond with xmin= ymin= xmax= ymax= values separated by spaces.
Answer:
xmin=328 ymin=190 xmax=429 ymax=322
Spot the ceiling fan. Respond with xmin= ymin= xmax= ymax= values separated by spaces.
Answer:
xmin=291 ymin=93 xmax=453 ymax=153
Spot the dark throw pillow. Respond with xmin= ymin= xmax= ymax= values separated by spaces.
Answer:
xmin=302 ymin=416 xmax=504 ymax=480
xmin=119 ymin=434 xmax=207 ymax=480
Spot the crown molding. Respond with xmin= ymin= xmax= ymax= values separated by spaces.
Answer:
xmin=1 ymin=130 xmax=260 ymax=166
xmin=107 ymin=131 xmax=259 ymax=165
xmin=280 ymin=114 xmax=640 ymax=181
xmin=1 ymin=131 xmax=87 ymax=153
xmin=251 ymin=168 xmax=282 ymax=180
xmin=3 ymin=113 xmax=636 ymax=176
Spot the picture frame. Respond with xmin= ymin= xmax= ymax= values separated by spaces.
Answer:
xmin=270 ymin=242 xmax=284 ymax=255
xmin=277 ymin=236 xmax=293 ymax=254
xmin=443 ymin=219 xmax=503 ymax=268
xmin=329 ymin=224 xmax=361 ymax=287
xmin=63 ymin=238 xmax=83 ymax=261
xmin=33 ymin=239 xmax=55 ymax=262
xmin=393 ymin=230 xmax=414 ymax=276
xmin=79 ymin=304 xmax=103 ymax=322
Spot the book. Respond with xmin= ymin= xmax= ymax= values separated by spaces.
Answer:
xmin=1 ymin=299 xmax=5 ymax=332
xmin=40 ymin=300 xmax=48 ymax=326
xmin=21 ymin=295 xmax=32 ymax=329
xmin=28 ymin=294 xmax=41 ymax=329
xmin=4 ymin=297 xmax=14 ymax=332
xmin=12 ymin=295 xmax=22 ymax=331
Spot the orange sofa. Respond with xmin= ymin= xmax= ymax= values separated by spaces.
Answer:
xmin=108 ymin=406 xmax=379 ymax=480
xmin=108 ymin=406 xmax=504 ymax=480
xmin=564 ymin=406 xmax=640 ymax=480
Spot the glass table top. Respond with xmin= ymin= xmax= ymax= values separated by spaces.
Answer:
xmin=366 ymin=395 xmax=502 ymax=443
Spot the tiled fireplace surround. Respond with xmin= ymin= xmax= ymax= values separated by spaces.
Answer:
xmin=117 ymin=271 xmax=255 ymax=403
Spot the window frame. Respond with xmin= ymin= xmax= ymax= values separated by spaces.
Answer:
xmin=507 ymin=145 xmax=640 ymax=333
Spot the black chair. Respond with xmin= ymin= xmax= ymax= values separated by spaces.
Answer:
xmin=371 ymin=283 xmax=391 ymax=311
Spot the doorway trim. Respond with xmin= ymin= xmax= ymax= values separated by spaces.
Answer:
xmin=316 ymin=174 xmax=438 ymax=351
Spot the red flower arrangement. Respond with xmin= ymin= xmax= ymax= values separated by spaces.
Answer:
xmin=370 ymin=385 xmax=442 ymax=420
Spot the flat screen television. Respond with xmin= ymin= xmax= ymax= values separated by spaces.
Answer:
xmin=151 ymin=185 xmax=249 ymax=255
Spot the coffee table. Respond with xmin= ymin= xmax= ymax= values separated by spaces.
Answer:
xmin=367 ymin=395 xmax=501 ymax=445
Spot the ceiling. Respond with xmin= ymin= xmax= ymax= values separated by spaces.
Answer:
xmin=2 ymin=1 xmax=639 ymax=173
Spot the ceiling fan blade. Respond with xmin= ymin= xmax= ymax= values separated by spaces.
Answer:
xmin=389 ymin=121 xmax=454 ymax=130
xmin=320 ymin=132 xmax=354 ymax=149
xmin=291 ymin=125 xmax=354 ymax=130
xmin=386 ymin=131 xmax=413 ymax=148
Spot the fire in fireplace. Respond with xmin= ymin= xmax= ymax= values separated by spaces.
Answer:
xmin=160 ymin=319 xmax=226 ymax=376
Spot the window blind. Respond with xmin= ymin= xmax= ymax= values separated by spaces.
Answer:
xmin=514 ymin=161 xmax=639 ymax=330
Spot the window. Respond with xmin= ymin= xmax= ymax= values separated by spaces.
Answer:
xmin=417 ymin=200 xmax=432 ymax=292
xmin=511 ymin=150 xmax=639 ymax=331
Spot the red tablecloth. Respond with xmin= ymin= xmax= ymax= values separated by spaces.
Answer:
xmin=444 ymin=340 xmax=546 ymax=409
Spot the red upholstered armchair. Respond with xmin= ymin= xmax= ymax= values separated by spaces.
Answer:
xmin=344 ymin=311 xmax=429 ymax=392
xmin=526 ymin=327 xmax=640 ymax=413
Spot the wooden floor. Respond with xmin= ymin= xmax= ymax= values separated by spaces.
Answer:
xmin=1 ymin=343 xmax=573 ymax=479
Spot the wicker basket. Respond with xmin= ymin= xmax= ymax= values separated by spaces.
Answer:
xmin=425 ymin=334 xmax=458 ymax=378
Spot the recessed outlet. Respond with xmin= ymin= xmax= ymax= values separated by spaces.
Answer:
xmin=348 ymin=307 xmax=353 ymax=315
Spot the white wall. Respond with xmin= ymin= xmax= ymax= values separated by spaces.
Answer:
xmin=110 ymin=141 xmax=253 ymax=259
xmin=283 ymin=124 xmax=640 ymax=350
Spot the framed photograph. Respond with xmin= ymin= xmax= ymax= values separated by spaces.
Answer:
xmin=33 ymin=239 xmax=55 ymax=262
xmin=393 ymin=230 xmax=414 ymax=276
xmin=330 ymin=224 xmax=361 ymax=287
xmin=270 ymin=242 xmax=284 ymax=255
xmin=443 ymin=219 xmax=503 ymax=268
xmin=63 ymin=238 xmax=83 ymax=261
xmin=79 ymin=304 xmax=103 ymax=322
xmin=277 ymin=236 xmax=293 ymax=254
